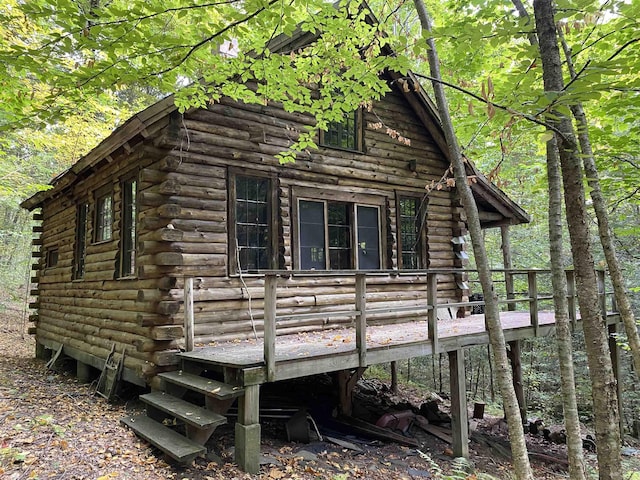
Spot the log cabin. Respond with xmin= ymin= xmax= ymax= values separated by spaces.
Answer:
xmin=22 ymin=29 xmax=621 ymax=474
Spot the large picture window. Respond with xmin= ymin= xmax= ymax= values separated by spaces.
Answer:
xmin=298 ymin=199 xmax=380 ymax=270
xmin=232 ymin=174 xmax=272 ymax=272
xmin=73 ymin=202 xmax=88 ymax=279
xmin=94 ymin=188 xmax=113 ymax=243
xmin=398 ymin=196 xmax=425 ymax=269
xmin=320 ymin=110 xmax=362 ymax=151
xmin=119 ymin=176 xmax=137 ymax=277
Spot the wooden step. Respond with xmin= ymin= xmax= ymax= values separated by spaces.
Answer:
xmin=159 ymin=371 xmax=244 ymax=400
xmin=120 ymin=414 xmax=205 ymax=463
xmin=141 ymin=392 xmax=227 ymax=429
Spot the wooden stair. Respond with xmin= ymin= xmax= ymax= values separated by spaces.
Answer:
xmin=121 ymin=367 xmax=244 ymax=464
xmin=121 ymin=414 xmax=206 ymax=463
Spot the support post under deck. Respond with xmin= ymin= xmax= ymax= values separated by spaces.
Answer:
xmin=448 ymin=349 xmax=469 ymax=458
xmin=507 ymin=340 xmax=527 ymax=425
xmin=235 ymin=384 xmax=261 ymax=474
xmin=608 ymin=323 xmax=624 ymax=437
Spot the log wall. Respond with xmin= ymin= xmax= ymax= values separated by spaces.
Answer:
xmin=31 ymin=84 xmax=467 ymax=383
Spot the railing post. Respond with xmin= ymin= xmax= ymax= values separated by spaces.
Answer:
xmin=264 ymin=274 xmax=277 ymax=382
xmin=184 ymin=276 xmax=194 ymax=352
xmin=505 ymin=269 xmax=516 ymax=312
xmin=427 ymin=272 xmax=439 ymax=354
xmin=566 ymin=270 xmax=577 ymax=328
xmin=355 ymin=273 xmax=367 ymax=367
xmin=527 ymin=271 xmax=539 ymax=336
xmin=597 ymin=269 xmax=607 ymax=317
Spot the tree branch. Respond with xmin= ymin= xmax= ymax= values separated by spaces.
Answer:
xmin=411 ymin=72 xmax=567 ymax=139
xmin=151 ymin=0 xmax=280 ymax=77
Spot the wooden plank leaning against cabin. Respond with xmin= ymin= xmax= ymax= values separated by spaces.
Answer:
xmin=148 ymin=86 xmax=465 ymax=346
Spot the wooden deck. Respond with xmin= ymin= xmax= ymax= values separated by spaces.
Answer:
xmin=180 ymin=310 xmax=619 ymax=386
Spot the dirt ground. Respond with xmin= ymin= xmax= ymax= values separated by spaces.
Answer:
xmin=1 ymin=300 xmax=637 ymax=480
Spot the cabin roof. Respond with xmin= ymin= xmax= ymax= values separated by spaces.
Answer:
xmin=21 ymin=26 xmax=530 ymax=227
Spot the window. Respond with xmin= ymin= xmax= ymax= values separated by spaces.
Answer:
xmin=298 ymin=199 xmax=380 ymax=270
xmin=74 ymin=202 xmax=88 ymax=279
xmin=397 ymin=196 xmax=425 ymax=269
xmin=232 ymin=174 xmax=272 ymax=272
xmin=94 ymin=188 xmax=113 ymax=242
xmin=119 ymin=177 xmax=137 ymax=277
xmin=320 ymin=110 xmax=362 ymax=151
xmin=45 ymin=248 xmax=59 ymax=268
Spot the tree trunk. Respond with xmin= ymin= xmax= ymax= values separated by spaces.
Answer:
xmin=413 ymin=1 xmax=534 ymax=477
xmin=558 ymin=28 xmax=640 ymax=380
xmin=533 ymin=1 xmax=622 ymax=478
xmin=547 ymin=135 xmax=587 ymax=480
xmin=511 ymin=2 xmax=587 ymax=477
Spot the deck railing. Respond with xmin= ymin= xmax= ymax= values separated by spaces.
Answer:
xmin=183 ymin=268 xmax=617 ymax=381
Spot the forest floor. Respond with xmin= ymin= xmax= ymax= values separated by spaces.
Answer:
xmin=2 ymin=298 xmax=640 ymax=480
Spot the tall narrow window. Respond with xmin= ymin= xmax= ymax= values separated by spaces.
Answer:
xmin=327 ymin=202 xmax=351 ymax=269
xmin=356 ymin=205 xmax=380 ymax=270
xmin=74 ymin=202 xmax=88 ymax=279
xmin=299 ymin=200 xmax=326 ymax=270
xmin=321 ymin=110 xmax=362 ymax=151
xmin=234 ymin=175 xmax=270 ymax=271
xmin=120 ymin=177 xmax=137 ymax=277
xmin=94 ymin=188 xmax=113 ymax=242
xmin=398 ymin=196 xmax=421 ymax=269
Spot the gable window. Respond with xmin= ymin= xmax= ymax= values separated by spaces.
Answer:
xmin=320 ymin=110 xmax=362 ymax=151
xmin=398 ymin=196 xmax=425 ymax=269
xmin=94 ymin=187 xmax=113 ymax=243
xmin=119 ymin=176 xmax=137 ymax=277
xmin=231 ymin=174 xmax=272 ymax=272
xmin=298 ymin=199 xmax=380 ymax=270
xmin=74 ymin=202 xmax=88 ymax=279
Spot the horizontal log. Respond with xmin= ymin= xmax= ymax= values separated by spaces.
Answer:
xmin=150 ymin=325 xmax=184 ymax=340
xmin=157 ymin=301 xmax=181 ymax=315
xmin=139 ymin=192 xmax=225 ymax=211
xmin=139 ymin=241 xmax=226 ymax=256
xmin=158 ymin=156 xmax=226 ymax=179
xmin=156 ymin=204 xmax=225 ymax=222
xmin=135 ymin=339 xmax=180 ymax=352
xmin=141 ymin=217 xmax=226 ymax=233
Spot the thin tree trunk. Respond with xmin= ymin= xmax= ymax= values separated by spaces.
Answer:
xmin=413 ymin=1 xmax=534 ymax=477
xmin=547 ymin=135 xmax=587 ymax=480
xmin=511 ymin=1 xmax=587 ymax=477
xmin=488 ymin=345 xmax=495 ymax=403
xmin=533 ymin=2 xmax=622 ymax=479
xmin=558 ymin=28 xmax=640 ymax=379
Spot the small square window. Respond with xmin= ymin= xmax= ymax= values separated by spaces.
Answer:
xmin=46 ymin=248 xmax=59 ymax=268
xmin=320 ymin=110 xmax=362 ymax=151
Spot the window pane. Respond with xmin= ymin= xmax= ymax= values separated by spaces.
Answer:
xmin=235 ymin=175 xmax=270 ymax=271
xmin=399 ymin=197 xmax=420 ymax=269
xmin=299 ymin=200 xmax=326 ymax=269
xmin=357 ymin=205 xmax=380 ymax=270
xmin=74 ymin=203 xmax=88 ymax=279
xmin=95 ymin=193 xmax=113 ymax=242
xmin=324 ymin=111 xmax=359 ymax=150
xmin=327 ymin=202 xmax=351 ymax=269
xmin=120 ymin=178 xmax=137 ymax=277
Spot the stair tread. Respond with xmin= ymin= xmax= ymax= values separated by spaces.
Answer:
xmin=159 ymin=371 xmax=244 ymax=400
xmin=120 ymin=414 xmax=205 ymax=462
xmin=141 ymin=392 xmax=227 ymax=429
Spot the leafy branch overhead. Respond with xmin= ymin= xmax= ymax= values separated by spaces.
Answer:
xmin=0 ymin=0 xmax=412 ymax=159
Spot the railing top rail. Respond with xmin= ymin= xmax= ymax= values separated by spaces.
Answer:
xmin=241 ymin=268 xmax=580 ymax=277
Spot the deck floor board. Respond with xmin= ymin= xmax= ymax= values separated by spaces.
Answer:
xmin=180 ymin=310 xmax=563 ymax=371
